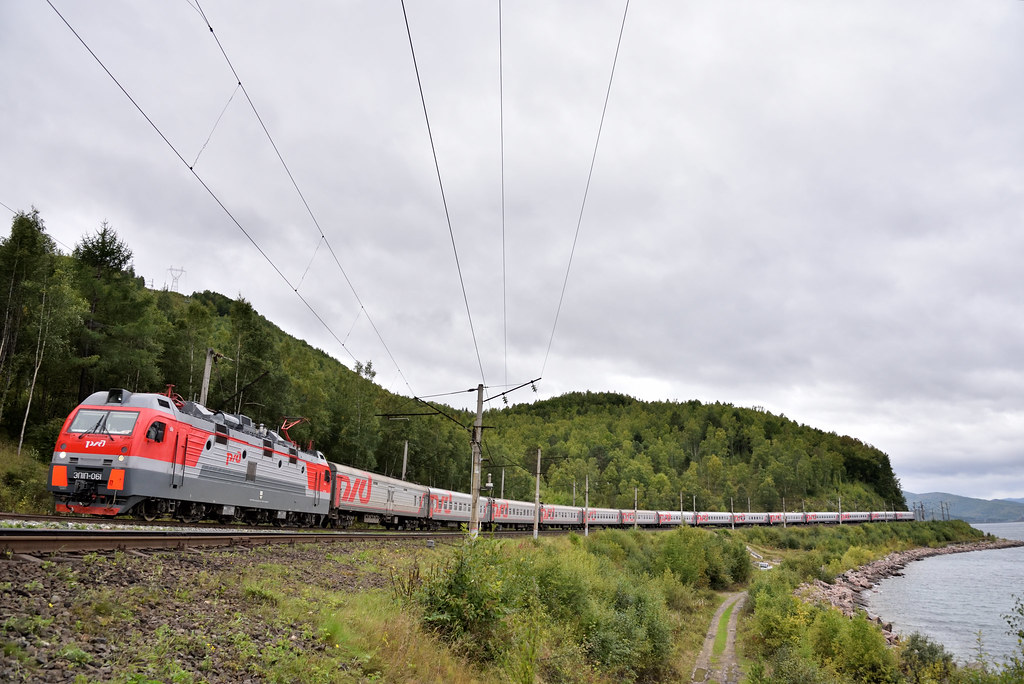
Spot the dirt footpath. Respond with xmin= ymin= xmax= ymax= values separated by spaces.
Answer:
xmin=691 ymin=591 xmax=746 ymax=684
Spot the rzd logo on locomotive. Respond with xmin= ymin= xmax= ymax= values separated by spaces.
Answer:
xmin=337 ymin=475 xmax=372 ymax=505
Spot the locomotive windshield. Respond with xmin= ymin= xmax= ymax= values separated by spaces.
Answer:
xmin=69 ymin=409 xmax=139 ymax=437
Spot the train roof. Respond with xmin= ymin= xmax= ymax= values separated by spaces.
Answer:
xmin=80 ymin=389 xmax=295 ymax=451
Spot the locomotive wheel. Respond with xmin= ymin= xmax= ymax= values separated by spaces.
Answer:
xmin=178 ymin=502 xmax=204 ymax=524
xmin=140 ymin=499 xmax=159 ymax=522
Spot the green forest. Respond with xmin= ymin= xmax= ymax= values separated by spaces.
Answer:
xmin=0 ymin=210 xmax=904 ymax=513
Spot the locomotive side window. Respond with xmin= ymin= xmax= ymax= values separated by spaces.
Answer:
xmin=145 ymin=421 xmax=166 ymax=443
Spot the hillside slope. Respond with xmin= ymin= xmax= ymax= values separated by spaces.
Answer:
xmin=904 ymin=491 xmax=1024 ymax=523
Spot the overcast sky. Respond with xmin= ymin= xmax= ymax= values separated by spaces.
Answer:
xmin=3 ymin=1 xmax=1022 ymax=500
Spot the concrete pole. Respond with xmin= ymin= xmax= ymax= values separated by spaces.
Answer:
xmin=500 ymin=467 xmax=505 ymax=499
xmin=585 ymin=473 xmax=590 ymax=537
xmin=634 ymin=487 xmax=638 ymax=530
xmin=469 ymin=384 xmax=483 ymax=538
xmin=533 ymin=448 xmax=541 ymax=540
xmin=731 ymin=497 xmax=735 ymax=530
xmin=401 ymin=440 xmax=409 ymax=481
xmin=199 ymin=348 xmax=215 ymax=406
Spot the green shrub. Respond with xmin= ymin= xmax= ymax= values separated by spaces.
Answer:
xmin=898 ymin=632 xmax=956 ymax=683
xmin=781 ymin=549 xmax=834 ymax=583
xmin=416 ymin=539 xmax=512 ymax=660
xmin=834 ymin=616 xmax=900 ymax=683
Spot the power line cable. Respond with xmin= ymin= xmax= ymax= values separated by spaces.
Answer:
xmin=190 ymin=81 xmax=239 ymax=168
xmin=400 ymin=0 xmax=487 ymax=387
xmin=541 ymin=0 xmax=630 ymax=376
xmin=0 ymin=203 xmax=75 ymax=253
xmin=499 ymin=0 xmax=508 ymax=392
xmin=44 ymin=0 xmax=360 ymax=364
xmin=189 ymin=1 xmax=414 ymax=396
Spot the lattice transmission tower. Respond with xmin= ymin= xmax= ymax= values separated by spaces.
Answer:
xmin=167 ymin=266 xmax=186 ymax=293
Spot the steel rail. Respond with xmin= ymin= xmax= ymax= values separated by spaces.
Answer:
xmin=0 ymin=528 xmax=468 ymax=555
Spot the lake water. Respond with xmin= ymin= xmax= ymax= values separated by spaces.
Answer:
xmin=864 ymin=522 xmax=1024 ymax=666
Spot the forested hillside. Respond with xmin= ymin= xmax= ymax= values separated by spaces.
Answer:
xmin=1 ymin=211 xmax=904 ymax=513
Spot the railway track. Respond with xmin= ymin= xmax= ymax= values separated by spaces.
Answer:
xmin=0 ymin=527 xmax=462 ymax=555
xmin=0 ymin=511 xmax=306 ymax=530
xmin=0 ymin=512 xmax=547 ymax=556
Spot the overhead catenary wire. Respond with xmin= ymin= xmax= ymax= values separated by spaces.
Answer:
xmin=44 ymin=0 xmax=361 ymax=364
xmin=540 ymin=0 xmax=631 ymax=377
xmin=499 ymin=0 xmax=508 ymax=393
xmin=189 ymin=0 xmax=414 ymax=397
xmin=400 ymin=0 xmax=488 ymax=388
xmin=190 ymin=80 xmax=239 ymax=169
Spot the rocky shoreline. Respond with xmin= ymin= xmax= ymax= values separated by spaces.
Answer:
xmin=796 ymin=537 xmax=1024 ymax=644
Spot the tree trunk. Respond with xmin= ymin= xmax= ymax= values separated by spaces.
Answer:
xmin=18 ymin=287 xmax=48 ymax=457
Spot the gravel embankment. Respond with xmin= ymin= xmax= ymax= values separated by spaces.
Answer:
xmin=1 ymin=540 xmax=402 ymax=682
xmin=796 ymin=538 xmax=1024 ymax=643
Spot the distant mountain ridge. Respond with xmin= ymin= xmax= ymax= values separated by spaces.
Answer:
xmin=903 ymin=491 xmax=1024 ymax=524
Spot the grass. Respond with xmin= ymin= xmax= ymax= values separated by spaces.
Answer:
xmin=0 ymin=441 xmax=52 ymax=514
xmin=96 ymin=544 xmax=484 ymax=683
xmin=4 ymin=532 xmax=741 ymax=683
xmin=712 ymin=600 xmax=736 ymax=659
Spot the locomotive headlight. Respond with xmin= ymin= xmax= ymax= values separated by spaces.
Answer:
xmin=58 ymin=452 xmax=67 ymax=459
xmin=118 ymin=455 xmax=125 ymax=462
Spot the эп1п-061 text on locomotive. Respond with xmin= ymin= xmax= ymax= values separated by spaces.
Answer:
xmin=48 ymin=389 xmax=915 ymax=529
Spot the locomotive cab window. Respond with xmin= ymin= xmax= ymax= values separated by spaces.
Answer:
xmin=145 ymin=421 xmax=166 ymax=443
xmin=69 ymin=409 xmax=140 ymax=436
